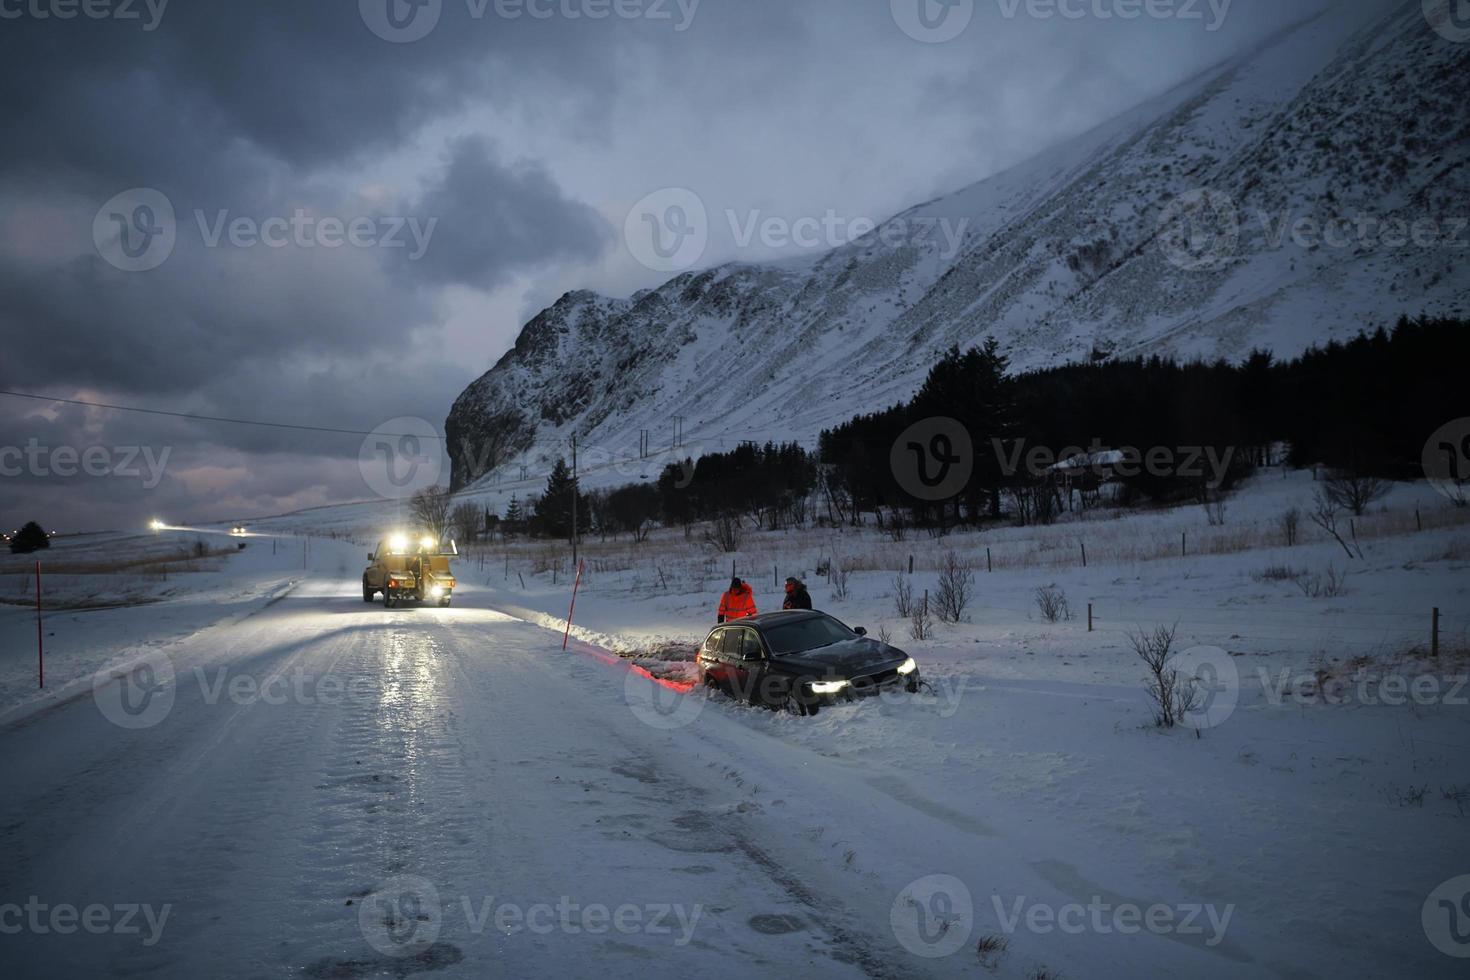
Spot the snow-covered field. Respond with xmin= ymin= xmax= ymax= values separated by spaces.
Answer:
xmin=2 ymin=469 xmax=1468 ymax=977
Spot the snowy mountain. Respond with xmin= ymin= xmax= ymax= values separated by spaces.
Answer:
xmin=448 ymin=0 xmax=1468 ymax=492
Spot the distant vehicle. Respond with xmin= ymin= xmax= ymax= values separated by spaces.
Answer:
xmin=363 ymin=534 xmax=458 ymax=608
xmin=229 ymin=524 xmax=248 ymax=536
xmin=697 ymin=610 xmax=920 ymax=716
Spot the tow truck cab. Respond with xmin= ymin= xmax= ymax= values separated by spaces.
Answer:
xmin=363 ymin=534 xmax=458 ymax=608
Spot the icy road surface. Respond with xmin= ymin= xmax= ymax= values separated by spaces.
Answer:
xmin=2 ymin=541 xmax=1465 ymax=979
xmin=0 ymin=573 xmax=927 ymax=979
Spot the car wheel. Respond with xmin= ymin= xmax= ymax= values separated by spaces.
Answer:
xmin=783 ymin=685 xmax=817 ymax=717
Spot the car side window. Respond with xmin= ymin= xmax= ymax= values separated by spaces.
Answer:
xmin=720 ymin=629 xmax=744 ymax=658
xmin=704 ymin=630 xmax=724 ymax=654
xmin=740 ymin=629 xmax=764 ymax=660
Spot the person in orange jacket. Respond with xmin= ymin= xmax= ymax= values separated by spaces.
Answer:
xmin=717 ymin=577 xmax=758 ymax=623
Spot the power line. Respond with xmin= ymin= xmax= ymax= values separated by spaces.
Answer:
xmin=0 ymin=388 xmax=443 ymax=440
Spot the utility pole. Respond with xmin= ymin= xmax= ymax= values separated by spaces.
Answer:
xmin=672 ymin=416 xmax=685 ymax=450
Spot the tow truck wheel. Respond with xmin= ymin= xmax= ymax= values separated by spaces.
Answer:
xmin=384 ymin=591 xmax=396 ymax=609
xmin=363 ymin=583 xmax=374 ymax=602
xmin=438 ymin=597 xmax=451 ymax=607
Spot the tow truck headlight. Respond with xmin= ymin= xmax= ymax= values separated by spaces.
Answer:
xmin=388 ymin=534 xmax=408 ymax=553
xmin=429 ymin=586 xmax=445 ymax=598
xmin=897 ymin=658 xmax=918 ymax=676
xmin=420 ymin=535 xmax=437 ymax=550
xmin=810 ymin=679 xmax=849 ymax=695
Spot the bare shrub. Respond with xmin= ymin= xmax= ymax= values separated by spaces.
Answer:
xmin=877 ymin=624 xmax=893 ymax=646
xmin=1204 ymin=496 xmax=1227 ymax=526
xmin=1323 ymin=471 xmax=1390 ymax=517
xmin=909 ymin=592 xmax=934 ymax=641
xmin=893 ymin=575 xmax=914 ymax=618
xmin=1382 ymin=783 xmax=1429 ymax=808
xmin=831 ymin=559 xmax=851 ymax=601
xmin=933 ymin=550 xmax=974 ymax=624
xmin=1253 ymin=564 xmax=1300 ymax=583
xmin=1129 ymin=623 xmax=1199 ymax=728
xmin=1034 ymin=584 xmax=1071 ymax=623
xmin=976 ymin=934 xmax=1009 ymax=971
xmin=886 ymin=511 xmax=908 ymax=542
xmin=1293 ymin=564 xmax=1349 ymax=598
xmin=703 ymin=513 xmax=742 ymax=553
xmin=1279 ymin=507 xmax=1301 ymax=547
xmin=1025 ymin=968 xmax=1064 ymax=980
xmin=410 ymin=485 xmax=453 ymax=541
xmin=1308 ymin=490 xmax=1359 ymax=560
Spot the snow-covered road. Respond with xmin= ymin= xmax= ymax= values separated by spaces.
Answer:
xmin=0 ymin=571 xmax=935 ymax=979
xmin=3 ymin=542 xmax=1466 ymax=979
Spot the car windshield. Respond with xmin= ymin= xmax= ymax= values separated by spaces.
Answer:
xmin=764 ymin=616 xmax=853 ymax=655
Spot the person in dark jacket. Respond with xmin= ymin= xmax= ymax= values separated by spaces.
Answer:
xmin=782 ymin=577 xmax=812 ymax=610
xmin=717 ymin=578 xmax=758 ymax=623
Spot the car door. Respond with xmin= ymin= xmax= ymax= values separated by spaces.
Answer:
xmin=700 ymin=628 xmax=730 ymax=689
xmin=730 ymin=627 xmax=769 ymax=704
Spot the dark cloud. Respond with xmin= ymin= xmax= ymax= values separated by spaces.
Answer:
xmin=404 ymin=136 xmax=611 ymax=288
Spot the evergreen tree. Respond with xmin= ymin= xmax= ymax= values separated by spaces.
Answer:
xmin=9 ymin=521 xmax=50 ymax=554
xmin=533 ymin=458 xmax=589 ymax=542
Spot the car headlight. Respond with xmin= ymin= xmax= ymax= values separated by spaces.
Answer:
xmin=897 ymin=657 xmax=918 ymax=676
xmin=809 ymin=679 xmax=849 ymax=695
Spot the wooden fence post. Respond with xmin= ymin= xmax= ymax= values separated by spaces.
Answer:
xmin=1087 ymin=602 xmax=1093 ymax=633
xmin=1432 ymin=607 xmax=1440 ymax=658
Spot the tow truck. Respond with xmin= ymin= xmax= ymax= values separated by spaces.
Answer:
xmin=363 ymin=533 xmax=458 ymax=608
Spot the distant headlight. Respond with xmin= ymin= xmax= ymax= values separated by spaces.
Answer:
xmin=897 ymin=658 xmax=918 ymax=676
xmin=809 ymin=679 xmax=849 ymax=695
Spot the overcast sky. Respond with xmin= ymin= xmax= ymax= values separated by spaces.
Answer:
xmin=0 ymin=0 xmax=1335 ymax=531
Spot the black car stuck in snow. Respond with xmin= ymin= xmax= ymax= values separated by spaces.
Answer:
xmin=698 ymin=610 xmax=921 ymax=716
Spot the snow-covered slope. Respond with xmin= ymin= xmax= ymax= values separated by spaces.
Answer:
xmin=448 ymin=0 xmax=1468 ymax=491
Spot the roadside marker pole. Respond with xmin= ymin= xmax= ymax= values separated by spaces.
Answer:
xmin=1432 ymin=607 xmax=1440 ymax=659
xmin=562 ymin=560 xmax=586 ymax=651
xmin=35 ymin=560 xmax=43 ymax=689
